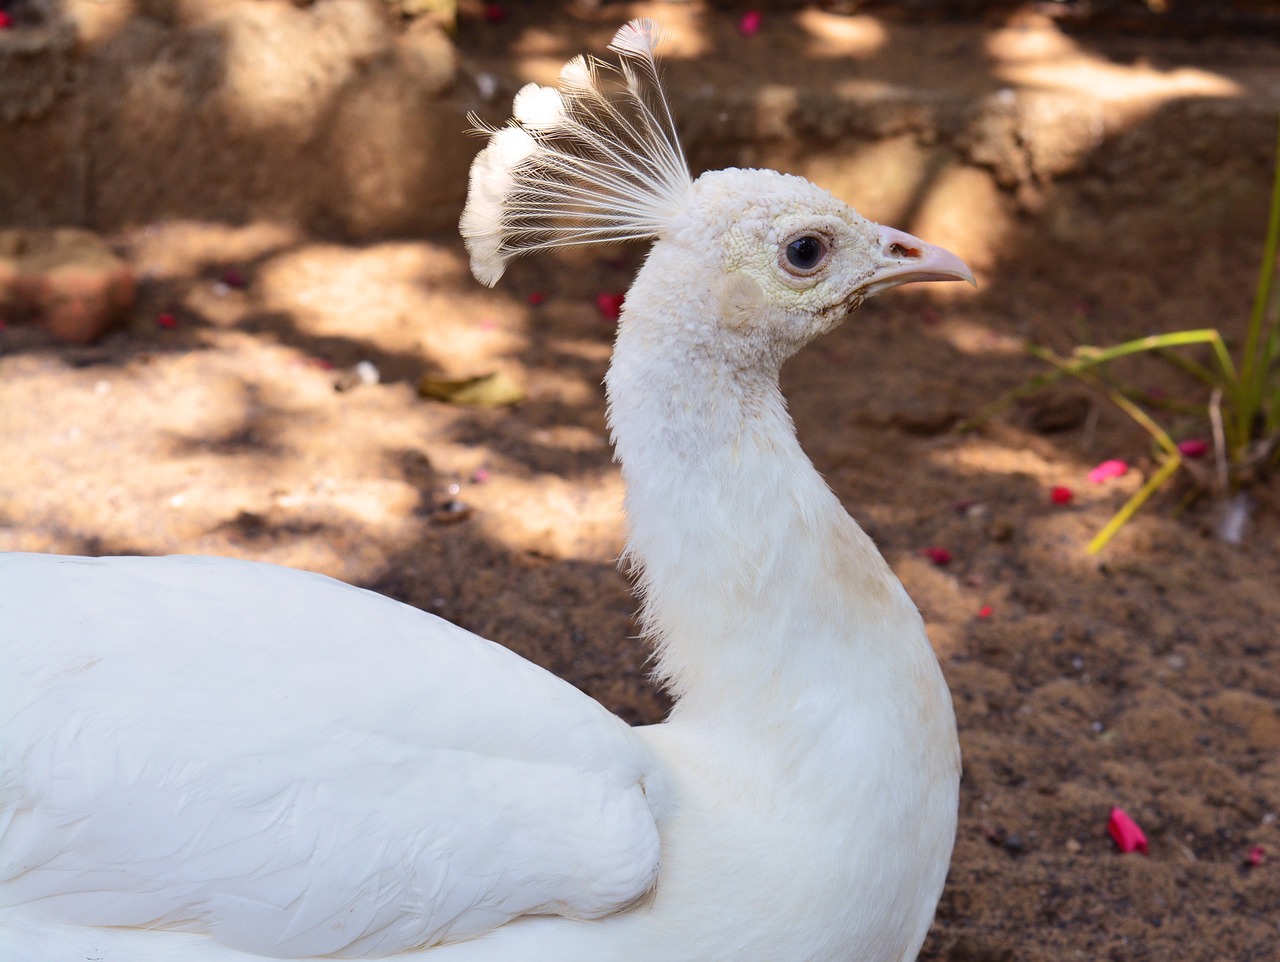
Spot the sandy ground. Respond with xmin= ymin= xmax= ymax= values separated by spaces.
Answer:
xmin=2 ymin=3 xmax=1279 ymax=960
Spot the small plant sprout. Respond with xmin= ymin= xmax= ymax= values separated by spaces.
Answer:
xmin=975 ymin=118 xmax=1280 ymax=553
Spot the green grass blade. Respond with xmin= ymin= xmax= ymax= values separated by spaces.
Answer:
xmin=1087 ymin=454 xmax=1182 ymax=554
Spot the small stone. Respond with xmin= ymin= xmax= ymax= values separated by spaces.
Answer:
xmin=334 ymin=360 xmax=381 ymax=392
xmin=0 ymin=229 xmax=136 ymax=344
xmin=431 ymin=499 xmax=472 ymax=524
xmin=476 ymin=72 xmax=498 ymax=101
xmin=1065 ymin=839 xmax=1083 ymax=854
xmin=986 ymin=520 xmax=1014 ymax=543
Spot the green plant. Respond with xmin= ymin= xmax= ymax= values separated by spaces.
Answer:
xmin=981 ymin=118 xmax=1280 ymax=553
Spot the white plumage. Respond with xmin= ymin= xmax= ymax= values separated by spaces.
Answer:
xmin=1 ymin=20 xmax=970 ymax=962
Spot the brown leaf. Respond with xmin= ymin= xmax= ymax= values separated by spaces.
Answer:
xmin=417 ymin=372 xmax=524 ymax=408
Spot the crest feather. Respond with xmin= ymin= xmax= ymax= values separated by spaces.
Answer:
xmin=460 ymin=19 xmax=692 ymax=287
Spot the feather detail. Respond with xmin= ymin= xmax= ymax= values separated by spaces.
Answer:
xmin=460 ymin=19 xmax=692 ymax=286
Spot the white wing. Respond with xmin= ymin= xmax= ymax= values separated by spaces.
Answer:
xmin=0 ymin=554 xmax=664 ymax=957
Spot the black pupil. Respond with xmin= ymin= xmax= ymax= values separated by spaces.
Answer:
xmin=786 ymin=236 xmax=824 ymax=270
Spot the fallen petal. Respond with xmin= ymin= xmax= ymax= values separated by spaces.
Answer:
xmin=1050 ymin=486 xmax=1074 ymax=506
xmin=596 ymin=291 xmax=625 ymax=321
xmin=1247 ymin=845 xmax=1265 ymax=867
xmin=739 ymin=11 xmax=762 ymax=36
xmin=977 ymin=605 xmax=993 ymax=619
xmin=921 ymin=546 xmax=952 ymax=566
xmin=1177 ymin=438 xmax=1210 ymax=458
xmin=1108 ymin=807 xmax=1148 ymax=855
xmin=1088 ymin=459 xmax=1129 ymax=484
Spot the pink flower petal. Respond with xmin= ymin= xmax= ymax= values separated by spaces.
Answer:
xmin=1247 ymin=845 xmax=1265 ymax=868
xmin=1050 ymin=486 xmax=1074 ymax=506
xmin=1177 ymin=438 xmax=1210 ymax=458
xmin=596 ymin=291 xmax=625 ymax=321
xmin=921 ymin=546 xmax=952 ymax=566
xmin=471 ymin=469 xmax=491 ymax=484
xmin=739 ymin=11 xmax=762 ymax=36
xmin=977 ymin=605 xmax=993 ymax=619
xmin=1107 ymin=807 xmax=1148 ymax=855
xmin=1088 ymin=459 xmax=1129 ymax=484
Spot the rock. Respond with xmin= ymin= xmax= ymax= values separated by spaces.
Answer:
xmin=0 ymin=229 xmax=135 ymax=344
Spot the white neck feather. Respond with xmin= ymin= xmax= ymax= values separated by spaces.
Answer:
xmin=605 ymin=248 xmax=920 ymax=729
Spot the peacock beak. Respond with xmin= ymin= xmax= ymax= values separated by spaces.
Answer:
xmin=862 ymin=225 xmax=976 ymax=297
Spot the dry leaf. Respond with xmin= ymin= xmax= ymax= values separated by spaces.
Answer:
xmin=417 ymin=372 xmax=524 ymax=408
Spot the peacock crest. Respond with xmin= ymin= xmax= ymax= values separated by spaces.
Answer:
xmin=460 ymin=20 xmax=693 ymax=286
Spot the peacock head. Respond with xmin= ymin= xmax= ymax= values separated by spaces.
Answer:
xmin=667 ymin=167 xmax=972 ymax=358
xmin=461 ymin=19 xmax=973 ymax=363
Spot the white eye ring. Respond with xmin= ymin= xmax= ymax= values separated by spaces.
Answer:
xmin=779 ymin=233 xmax=831 ymax=277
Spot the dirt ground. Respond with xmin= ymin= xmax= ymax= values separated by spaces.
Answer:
xmin=2 ymin=2 xmax=1279 ymax=960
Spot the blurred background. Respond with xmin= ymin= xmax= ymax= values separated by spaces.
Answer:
xmin=2 ymin=1 xmax=1278 ymax=959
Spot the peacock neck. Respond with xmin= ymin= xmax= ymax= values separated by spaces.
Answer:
xmin=604 ymin=272 xmax=918 ymax=729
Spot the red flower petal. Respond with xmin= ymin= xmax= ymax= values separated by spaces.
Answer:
xmin=739 ymin=11 xmax=762 ymax=36
xmin=221 ymin=267 xmax=247 ymax=289
xmin=921 ymin=546 xmax=952 ymax=566
xmin=1247 ymin=845 xmax=1265 ymax=867
xmin=596 ymin=292 xmax=625 ymax=321
xmin=1107 ymin=807 xmax=1148 ymax=855
xmin=1050 ymin=486 xmax=1074 ymax=505
xmin=527 ymin=291 xmax=546 ymax=306
xmin=977 ymin=605 xmax=993 ymax=619
xmin=1088 ymin=459 xmax=1129 ymax=484
xmin=0 ymin=12 xmax=12 ymax=29
xmin=155 ymin=312 xmax=177 ymax=329
xmin=1177 ymin=438 xmax=1210 ymax=458
xmin=483 ymin=4 xmax=506 ymax=24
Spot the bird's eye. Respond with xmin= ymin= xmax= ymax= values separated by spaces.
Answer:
xmin=782 ymin=235 xmax=828 ymax=275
